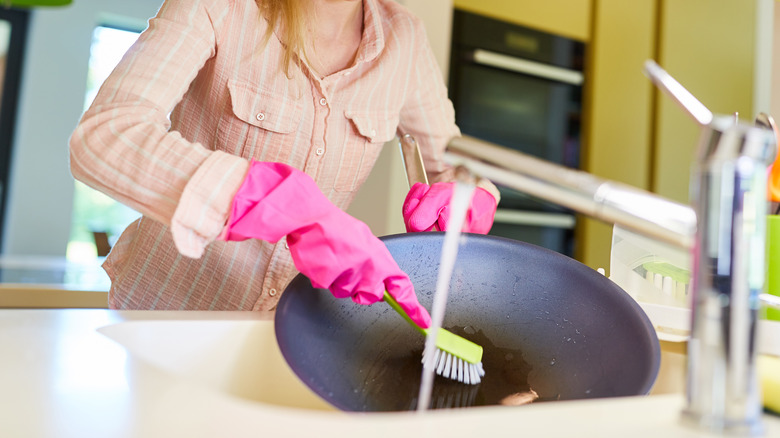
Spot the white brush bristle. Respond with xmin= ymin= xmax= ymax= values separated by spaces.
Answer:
xmin=422 ymin=349 xmax=485 ymax=385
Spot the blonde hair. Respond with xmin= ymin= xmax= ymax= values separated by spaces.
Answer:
xmin=258 ymin=0 xmax=309 ymax=77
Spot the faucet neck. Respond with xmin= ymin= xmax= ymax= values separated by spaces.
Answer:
xmin=682 ymin=121 xmax=775 ymax=435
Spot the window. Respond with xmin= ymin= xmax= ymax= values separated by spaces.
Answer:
xmin=0 ymin=9 xmax=28 ymax=252
xmin=67 ymin=25 xmax=142 ymax=263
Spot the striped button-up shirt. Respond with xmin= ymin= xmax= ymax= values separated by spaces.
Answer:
xmin=69 ymin=0 xmax=461 ymax=310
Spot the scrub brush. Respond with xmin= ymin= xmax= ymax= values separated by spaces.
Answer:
xmin=384 ymin=290 xmax=485 ymax=385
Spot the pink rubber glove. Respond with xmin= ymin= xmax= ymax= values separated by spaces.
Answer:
xmin=402 ymin=182 xmax=497 ymax=234
xmin=222 ymin=161 xmax=431 ymax=328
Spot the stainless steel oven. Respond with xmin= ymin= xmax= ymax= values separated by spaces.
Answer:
xmin=448 ymin=10 xmax=585 ymax=256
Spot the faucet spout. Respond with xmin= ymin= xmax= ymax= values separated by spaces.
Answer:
xmin=444 ymin=135 xmax=697 ymax=250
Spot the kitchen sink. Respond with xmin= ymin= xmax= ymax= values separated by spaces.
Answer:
xmin=97 ymin=319 xmax=335 ymax=411
xmin=96 ymin=315 xmax=779 ymax=414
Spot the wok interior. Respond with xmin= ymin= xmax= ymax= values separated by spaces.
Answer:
xmin=275 ymin=233 xmax=660 ymax=412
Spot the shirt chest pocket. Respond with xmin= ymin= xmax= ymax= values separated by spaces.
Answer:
xmin=334 ymin=110 xmax=399 ymax=193
xmin=217 ymin=79 xmax=304 ymax=159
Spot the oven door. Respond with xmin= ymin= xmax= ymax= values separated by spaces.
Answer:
xmin=488 ymin=207 xmax=576 ymax=257
xmin=452 ymin=54 xmax=582 ymax=167
xmin=448 ymin=18 xmax=584 ymax=256
xmin=450 ymin=58 xmax=583 ymax=255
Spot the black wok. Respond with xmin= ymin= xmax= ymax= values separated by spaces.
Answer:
xmin=275 ymin=233 xmax=660 ymax=411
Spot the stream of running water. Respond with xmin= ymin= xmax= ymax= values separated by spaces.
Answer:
xmin=416 ymin=181 xmax=476 ymax=412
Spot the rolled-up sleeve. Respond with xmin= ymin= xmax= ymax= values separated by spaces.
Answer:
xmin=68 ymin=0 xmax=247 ymax=258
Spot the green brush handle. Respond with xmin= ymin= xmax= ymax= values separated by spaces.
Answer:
xmin=383 ymin=290 xmax=428 ymax=336
xmin=383 ymin=291 xmax=484 ymax=365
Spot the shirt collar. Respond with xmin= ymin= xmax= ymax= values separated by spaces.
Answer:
xmin=267 ymin=0 xmax=386 ymax=76
xmin=355 ymin=0 xmax=385 ymax=64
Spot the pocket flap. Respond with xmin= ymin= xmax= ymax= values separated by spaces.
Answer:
xmin=227 ymin=80 xmax=302 ymax=134
xmin=345 ymin=110 xmax=398 ymax=143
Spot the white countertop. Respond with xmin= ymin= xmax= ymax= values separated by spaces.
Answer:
xmin=1 ymin=309 xmax=777 ymax=438
xmin=0 ymin=256 xmax=110 ymax=308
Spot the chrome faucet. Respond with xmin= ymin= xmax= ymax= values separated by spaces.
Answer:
xmin=442 ymin=61 xmax=776 ymax=435
xmin=682 ymin=115 xmax=774 ymax=435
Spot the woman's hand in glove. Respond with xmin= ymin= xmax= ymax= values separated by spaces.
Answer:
xmin=221 ymin=161 xmax=431 ymax=328
xmin=402 ymin=182 xmax=497 ymax=234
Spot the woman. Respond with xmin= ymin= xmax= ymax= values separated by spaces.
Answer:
xmin=69 ymin=0 xmax=498 ymax=327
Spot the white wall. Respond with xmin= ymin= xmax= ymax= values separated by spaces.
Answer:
xmin=399 ymin=0 xmax=453 ymax=78
xmin=3 ymin=0 xmax=162 ymax=255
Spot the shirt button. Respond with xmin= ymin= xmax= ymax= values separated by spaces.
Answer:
xmin=370 ymin=129 xmax=377 ymax=137
xmin=256 ymin=112 xmax=265 ymax=121
xmin=315 ymin=147 xmax=325 ymax=156
xmin=269 ymin=288 xmax=277 ymax=297
xmin=319 ymin=98 xmax=327 ymax=106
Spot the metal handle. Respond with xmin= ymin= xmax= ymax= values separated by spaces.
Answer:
xmin=471 ymin=49 xmax=584 ymax=85
xmin=493 ymin=209 xmax=576 ymax=229
xmin=399 ymin=134 xmax=441 ymax=232
xmin=399 ymin=134 xmax=429 ymax=187
xmin=643 ymin=60 xmax=713 ymax=126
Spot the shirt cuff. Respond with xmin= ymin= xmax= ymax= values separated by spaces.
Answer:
xmin=430 ymin=166 xmax=501 ymax=204
xmin=476 ymin=177 xmax=501 ymax=204
xmin=171 ymin=151 xmax=249 ymax=258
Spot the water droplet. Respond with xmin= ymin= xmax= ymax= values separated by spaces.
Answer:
xmin=550 ymin=358 xmax=556 ymax=365
xmin=506 ymin=315 xmax=510 ymax=319
xmin=567 ymin=337 xmax=572 ymax=342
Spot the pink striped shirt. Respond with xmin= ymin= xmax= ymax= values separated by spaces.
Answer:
xmin=69 ymin=0 xmax=461 ymax=310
